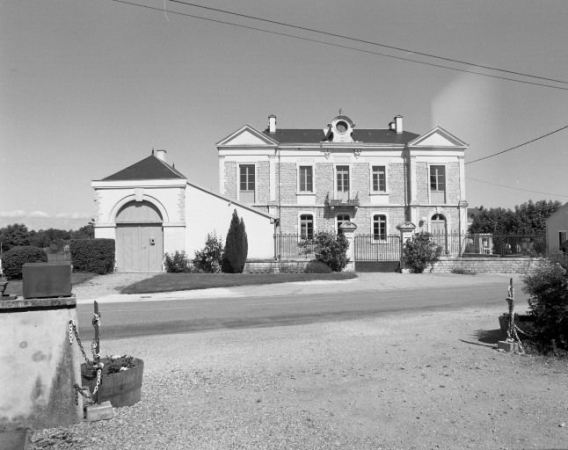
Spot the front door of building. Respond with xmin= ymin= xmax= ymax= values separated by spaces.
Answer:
xmin=431 ymin=213 xmax=447 ymax=253
xmin=115 ymin=201 xmax=164 ymax=272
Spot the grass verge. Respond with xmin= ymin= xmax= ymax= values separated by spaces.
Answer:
xmin=121 ymin=272 xmax=358 ymax=294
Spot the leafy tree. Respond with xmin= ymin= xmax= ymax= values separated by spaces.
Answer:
xmin=164 ymin=250 xmax=192 ymax=273
xmin=300 ymin=231 xmax=349 ymax=272
xmin=470 ymin=200 xmax=561 ymax=235
xmin=402 ymin=232 xmax=442 ymax=273
xmin=223 ymin=210 xmax=248 ymax=273
xmin=193 ymin=233 xmax=224 ymax=273
xmin=0 ymin=224 xmax=31 ymax=252
xmin=522 ymin=254 xmax=568 ymax=353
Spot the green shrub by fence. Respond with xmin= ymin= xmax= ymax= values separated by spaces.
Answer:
xmin=1 ymin=246 xmax=48 ymax=280
xmin=71 ymin=239 xmax=115 ymax=274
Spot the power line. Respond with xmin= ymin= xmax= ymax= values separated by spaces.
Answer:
xmin=169 ymin=0 xmax=568 ymax=87
xmin=466 ymin=124 xmax=568 ymax=165
xmin=466 ymin=176 xmax=568 ymax=198
xmin=111 ymin=0 xmax=568 ymax=92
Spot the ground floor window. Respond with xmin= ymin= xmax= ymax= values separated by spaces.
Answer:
xmin=373 ymin=214 xmax=387 ymax=240
xmin=300 ymin=214 xmax=314 ymax=240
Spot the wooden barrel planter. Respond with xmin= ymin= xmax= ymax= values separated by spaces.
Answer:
xmin=81 ymin=358 xmax=144 ymax=407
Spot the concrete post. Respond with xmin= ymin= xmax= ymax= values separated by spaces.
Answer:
xmin=397 ymin=221 xmax=416 ymax=273
xmin=0 ymin=296 xmax=83 ymax=431
xmin=340 ymin=221 xmax=357 ymax=272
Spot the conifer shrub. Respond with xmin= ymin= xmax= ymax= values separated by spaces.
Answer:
xmin=1 ymin=246 xmax=48 ymax=280
xmin=71 ymin=239 xmax=115 ymax=274
xmin=223 ymin=210 xmax=248 ymax=273
xmin=402 ymin=232 xmax=442 ymax=273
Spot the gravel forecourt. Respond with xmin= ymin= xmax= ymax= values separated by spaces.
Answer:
xmin=30 ymin=274 xmax=568 ymax=449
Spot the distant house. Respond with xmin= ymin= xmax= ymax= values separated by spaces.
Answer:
xmin=217 ymin=112 xmax=469 ymax=244
xmin=91 ymin=150 xmax=275 ymax=272
xmin=546 ymin=202 xmax=568 ymax=254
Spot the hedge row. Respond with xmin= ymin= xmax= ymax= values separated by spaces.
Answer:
xmin=1 ymin=246 xmax=48 ymax=280
xmin=70 ymin=239 xmax=115 ymax=275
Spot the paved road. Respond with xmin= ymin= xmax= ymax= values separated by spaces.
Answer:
xmin=77 ymin=280 xmax=519 ymax=340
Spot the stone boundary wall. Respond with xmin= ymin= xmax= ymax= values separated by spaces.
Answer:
xmin=244 ymin=260 xmax=309 ymax=274
xmin=431 ymin=257 xmax=544 ymax=274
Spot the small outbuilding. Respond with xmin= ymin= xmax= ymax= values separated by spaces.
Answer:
xmin=546 ymin=202 xmax=568 ymax=255
xmin=91 ymin=150 xmax=276 ymax=272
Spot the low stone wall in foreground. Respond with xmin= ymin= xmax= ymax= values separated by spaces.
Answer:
xmin=431 ymin=256 xmax=544 ymax=274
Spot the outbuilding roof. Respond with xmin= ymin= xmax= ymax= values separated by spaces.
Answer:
xmin=101 ymin=155 xmax=186 ymax=181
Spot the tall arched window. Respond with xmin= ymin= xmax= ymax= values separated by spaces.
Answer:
xmin=337 ymin=214 xmax=350 ymax=234
xmin=300 ymin=214 xmax=314 ymax=240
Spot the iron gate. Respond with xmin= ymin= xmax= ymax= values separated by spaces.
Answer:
xmin=354 ymin=234 xmax=401 ymax=272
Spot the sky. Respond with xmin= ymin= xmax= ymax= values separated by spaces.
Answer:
xmin=1 ymin=0 xmax=568 ymax=230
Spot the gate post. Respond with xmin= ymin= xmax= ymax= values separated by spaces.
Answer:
xmin=340 ymin=222 xmax=357 ymax=272
xmin=396 ymin=221 xmax=416 ymax=273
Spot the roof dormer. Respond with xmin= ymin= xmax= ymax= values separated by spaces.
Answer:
xmin=324 ymin=111 xmax=356 ymax=143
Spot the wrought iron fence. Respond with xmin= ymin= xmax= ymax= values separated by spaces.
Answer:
xmin=354 ymin=234 xmax=401 ymax=261
xmin=274 ymin=231 xmax=546 ymax=261
xmin=275 ymin=233 xmax=316 ymax=260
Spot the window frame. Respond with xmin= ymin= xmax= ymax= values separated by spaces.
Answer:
xmin=238 ymin=164 xmax=256 ymax=203
xmin=299 ymin=213 xmax=315 ymax=240
xmin=372 ymin=213 xmax=388 ymax=241
xmin=429 ymin=164 xmax=446 ymax=204
xmin=335 ymin=164 xmax=351 ymax=199
xmin=371 ymin=165 xmax=387 ymax=193
xmin=298 ymin=165 xmax=314 ymax=193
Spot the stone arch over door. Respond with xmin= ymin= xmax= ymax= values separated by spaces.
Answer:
xmin=431 ymin=213 xmax=448 ymax=254
xmin=115 ymin=201 xmax=164 ymax=272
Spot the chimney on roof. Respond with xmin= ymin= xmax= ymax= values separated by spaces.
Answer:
xmin=268 ymin=114 xmax=277 ymax=134
xmin=394 ymin=115 xmax=403 ymax=134
xmin=155 ymin=149 xmax=167 ymax=161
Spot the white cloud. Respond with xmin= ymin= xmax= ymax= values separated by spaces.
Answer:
xmin=0 ymin=210 xmax=27 ymax=218
xmin=55 ymin=212 xmax=91 ymax=219
xmin=28 ymin=210 xmax=50 ymax=218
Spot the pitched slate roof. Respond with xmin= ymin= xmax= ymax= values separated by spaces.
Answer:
xmin=262 ymin=128 xmax=419 ymax=145
xmin=101 ymin=155 xmax=186 ymax=181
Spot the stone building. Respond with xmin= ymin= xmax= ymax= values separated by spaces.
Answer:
xmin=217 ymin=112 xmax=469 ymax=243
xmin=92 ymin=150 xmax=275 ymax=272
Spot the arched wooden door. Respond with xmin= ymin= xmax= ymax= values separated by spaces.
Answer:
xmin=115 ymin=201 xmax=164 ymax=272
xmin=431 ymin=213 xmax=447 ymax=254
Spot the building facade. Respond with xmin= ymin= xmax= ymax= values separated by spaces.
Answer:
xmin=546 ymin=202 xmax=568 ymax=254
xmin=217 ymin=113 xmax=469 ymax=244
xmin=92 ymin=150 xmax=276 ymax=272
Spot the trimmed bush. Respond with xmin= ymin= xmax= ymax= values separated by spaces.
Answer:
xmin=164 ymin=250 xmax=192 ymax=273
xmin=1 ymin=246 xmax=48 ymax=280
xmin=522 ymin=254 xmax=568 ymax=353
xmin=223 ymin=210 xmax=248 ymax=273
xmin=71 ymin=239 xmax=115 ymax=274
xmin=304 ymin=260 xmax=332 ymax=274
xmin=301 ymin=232 xmax=349 ymax=272
xmin=193 ymin=233 xmax=224 ymax=273
xmin=402 ymin=232 xmax=442 ymax=273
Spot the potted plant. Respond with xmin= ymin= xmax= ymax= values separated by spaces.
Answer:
xmin=70 ymin=301 xmax=144 ymax=409
xmin=81 ymin=355 xmax=144 ymax=408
